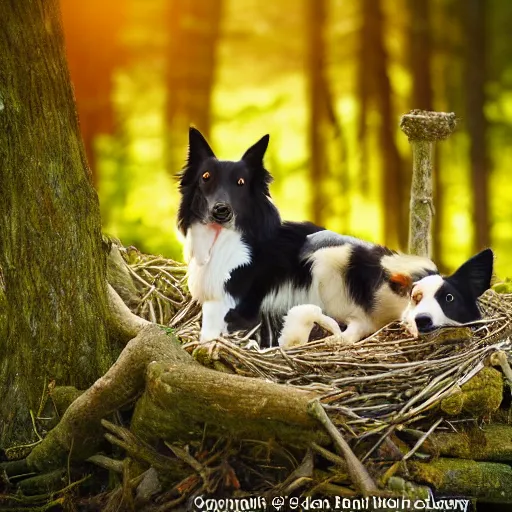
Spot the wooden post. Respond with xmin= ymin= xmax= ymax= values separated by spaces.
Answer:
xmin=400 ymin=110 xmax=456 ymax=257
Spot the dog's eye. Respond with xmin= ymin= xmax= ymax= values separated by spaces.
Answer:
xmin=202 ymin=171 xmax=210 ymax=181
xmin=446 ymin=294 xmax=454 ymax=302
xmin=237 ymin=178 xmax=245 ymax=186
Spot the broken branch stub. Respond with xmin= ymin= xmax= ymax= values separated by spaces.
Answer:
xmin=400 ymin=110 xmax=456 ymax=258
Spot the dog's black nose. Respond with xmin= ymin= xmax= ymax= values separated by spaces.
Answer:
xmin=415 ymin=313 xmax=434 ymax=333
xmin=211 ymin=202 xmax=233 ymax=223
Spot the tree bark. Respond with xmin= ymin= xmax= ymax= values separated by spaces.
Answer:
xmin=462 ymin=0 xmax=490 ymax=252
xmin=0 ymin=0 xmax=116 ymax=449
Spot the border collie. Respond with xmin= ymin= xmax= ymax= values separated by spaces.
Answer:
xmin=177 ymin=127 xmax=440 ymax=346
xmin=402 ymin=248 xmax=494 ymax=338
xmin=279 ymin=248 xmax=493 ymax=347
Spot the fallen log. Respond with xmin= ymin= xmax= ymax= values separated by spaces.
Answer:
xmin=130 ymin=361 xmax=327 ymax=446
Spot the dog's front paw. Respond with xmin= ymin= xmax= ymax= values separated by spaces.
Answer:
xmin=200 ymin=327 xmax=221 ymax=343
xmin=224 ymin=309 xmax=258 ymax=333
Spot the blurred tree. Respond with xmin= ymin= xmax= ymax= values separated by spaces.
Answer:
xmin=306 ymin=0 xmax=329 ymax=226
xmin=60 ymin=0 xmax=126 ymax=188
xmin=166 ymin=0 xmax=222 ymax=170
xmin=356 ymin=0 xmax=370 ymax=196
xmin=407 ymin=0 xmax=444 ymax=264
xmin=462 ymin=0 xmax=491 ymax=252
xmin=0 ymin=0 xmax=115 ymax=447
xmin=359 ymin=0 xmax=406 ymax=250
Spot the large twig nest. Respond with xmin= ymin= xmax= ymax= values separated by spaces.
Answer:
xmin=118 ymin=242 xmax=512 ymax=441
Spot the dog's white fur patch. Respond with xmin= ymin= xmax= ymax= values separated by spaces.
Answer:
xmin=278 ymin=304 xmax=343 ymax=348
xmin=306 ymin=246 xmax=379 ymax=343
xmin=260 ymin=282 xmax=321 ymax=317
xmin=185 ymin=223 xmax=251 ymax=341
xmin=402 ymin=274 xmax=461 ymax=337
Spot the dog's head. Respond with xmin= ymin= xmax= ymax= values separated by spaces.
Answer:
xmin=402 ymin=248 xmax=494 ymax=336
xmin=177 ymin=127 xmax=279 ymax=238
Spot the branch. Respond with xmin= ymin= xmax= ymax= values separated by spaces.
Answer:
xmin=308 ymin=400 xmax=378 ymax=496
xmin=399 ymin=110 xmax=456 ymax=257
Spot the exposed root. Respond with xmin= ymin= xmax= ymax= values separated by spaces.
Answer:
xmin=26 ymin=326 xmax=186 ymax=472
xmin=107 ymin=283 xmax=151 ymax=342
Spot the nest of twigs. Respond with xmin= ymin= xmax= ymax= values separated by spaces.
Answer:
xmin=121 ymin=243 xmax=512 ymax=442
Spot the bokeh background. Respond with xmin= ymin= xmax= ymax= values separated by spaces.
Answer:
xmin=60 ymin=0 xmax=512 ymax=276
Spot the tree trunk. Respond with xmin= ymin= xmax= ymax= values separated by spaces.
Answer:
xmin=362 ymin=0 xmax=406 ymax=250
xmin=166 ymin=0 xmax=222 ymax=172
xmin=462 ymin=0 xmax=490 ymax=252
xmin=0 ymin=0 xmax=115 ymax=449
xmin=306 ymin=0 xmax=329 ymax=226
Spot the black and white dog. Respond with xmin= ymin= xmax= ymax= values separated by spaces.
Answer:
xmin=401 ymin=248 xmax=494 ymax=337
xmin=177 ymin=128 xmax=443 ymax=346
xmin=280 ymin=248 xmax=494 ymax=347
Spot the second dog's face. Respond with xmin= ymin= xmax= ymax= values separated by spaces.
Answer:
xmin=402 ymin=248 xmax=494 ymax=336
xmin=177 ymin=127 xmax=272 ymax=233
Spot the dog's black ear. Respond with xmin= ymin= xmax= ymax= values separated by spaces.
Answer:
xmin=447 ymin=248 xmax=494 ymax=299
xmin=242 ymin=134 xmax=270 ymax=168
xmin=187 ymin=127 xmax=216 ymax=167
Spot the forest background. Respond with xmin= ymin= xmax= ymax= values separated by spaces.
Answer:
xmin=61 ymin=0 xmax=511 ymax=276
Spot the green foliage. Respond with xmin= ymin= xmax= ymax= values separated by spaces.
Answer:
xmin=86 ymin=0 xmax=512 ymax=277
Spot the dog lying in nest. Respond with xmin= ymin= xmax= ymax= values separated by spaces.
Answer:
xmin=177 ymin=127 xmax=494 ymax=348
xmin=279 ymin=248 xmax=494 ymax=348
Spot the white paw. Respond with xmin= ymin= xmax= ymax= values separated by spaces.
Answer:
xmin=200 ymin=327 xmax=222 ymax=343
xmin=243 ymin=340 xmax=260 ymax=350
xmin=278 ymin=304 xmax=342 ymax=349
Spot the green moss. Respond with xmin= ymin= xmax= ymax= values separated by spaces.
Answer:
xmin=440 ymin=367 xmax=503 ymax=417
xmin=492 ymin=279 xmax=512 ymax=293
xmin=429 ymin=425 xmax=512 ymax=461
xmin=440 ymin=386 xmax=464 ymax=415
xmin=50 ymin=386 xmax=83 ymax=416
xmin=408 ymin=458 xmax=512 ymax=502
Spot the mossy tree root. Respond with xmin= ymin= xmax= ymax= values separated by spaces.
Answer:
xmin=130 ymin=361 xmax=327 ymax=447
xmin=26 ymin=326 xmax=186 ymax=472
xmin=21 ymin=325 xmax=327 ymax=479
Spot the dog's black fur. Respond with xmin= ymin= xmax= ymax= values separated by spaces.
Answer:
xmin=177 ymin=128 xmax=324 ymax=338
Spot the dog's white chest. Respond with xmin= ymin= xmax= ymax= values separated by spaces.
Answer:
xmin=184 ymin=223 xmax=251 ymax=303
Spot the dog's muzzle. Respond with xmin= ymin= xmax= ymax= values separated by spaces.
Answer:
xmin=211 ymin=202 xmax=233 ymax=223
